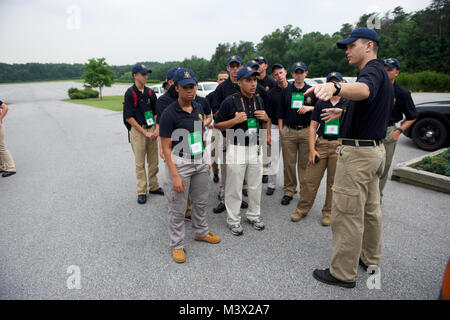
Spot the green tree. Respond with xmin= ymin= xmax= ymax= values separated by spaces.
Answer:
xmin=82 ymin=58 xmax=115 ymax=100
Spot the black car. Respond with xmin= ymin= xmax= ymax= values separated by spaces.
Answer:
xmin=404 ymin=100 xmax=450 ymax=151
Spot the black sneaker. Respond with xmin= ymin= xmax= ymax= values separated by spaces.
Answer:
xmin=213 ymin=173 xmax=219 ymax=183
xmin=359 ymin=259 xmax=376 ymax=274
xmin=149 ymin=188 xmax=164 ymax=196
xmin=262 ymin=175 xmax=268 ymax=183
xmin=137 ymin=194 xmax=147 ymax=204
xmin=241 ymin=200 xmax=248 ymax=209
xmin=242 ymin=189 xmax=248 ymax=197
xmin=2 ymin=171 xmax=16 ymax=178
xmin=281 ymin=195 xmax=293 ymax=205
xmin=213 ymin=202 xmax=226 ymax=214
xmin=266 ymin=187 xmax=275 ymax=196
xmin=313 ymin=268 xmax=356 ymax=288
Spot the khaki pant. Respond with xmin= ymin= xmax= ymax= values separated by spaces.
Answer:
xmin=281 ymin=126 xmax=310 ymax=197
xmin=164 ymin=156 xmax=210 ymax=249
xmin=267 ymin=124 xmax=281 ymax=189
xmin=130 ymin=126 xmax=160 ymax=195
xmin=211 ymin=133 xmax=219 ymax=174
xmin=225 ymin=144 xmax=262 ymax=225
xmin=379 ymin=126 xmax=397 ymax=197
xmin=330 ymin=143 xmax=385 ymax=282
xmin=0 ymin=124 xmax=16 ymax=172
xmin=296 ymin=137 xmax=340 ymax=217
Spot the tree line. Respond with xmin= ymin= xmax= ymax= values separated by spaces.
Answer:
xmin=0 ymin=1 xmax=448 ymax=85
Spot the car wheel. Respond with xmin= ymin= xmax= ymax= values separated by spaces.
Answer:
xmin=411 ymin=117 xmax=447 ymax=151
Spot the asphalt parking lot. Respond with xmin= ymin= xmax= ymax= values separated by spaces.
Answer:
xmin=0 ymin=82 xmax=449 ymax=299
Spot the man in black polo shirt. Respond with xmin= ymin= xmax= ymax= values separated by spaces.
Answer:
xmin=308 ymin=28 xmax=393 ymax=288
xmin=0 ymin=99 xmax=16 ymax=177
xmin=254 ymin=56 xmax=277 ymax=93
xmin=277 ymin=61 xmax=317 ymax=206
xmin=123 ymin=63 xmax=163 ymax=204
xmin=210 ymin=55 xmax=249 ymax=214
xmin=214 ymin=66 xmax=270 ymax=236
xmin=379 ymin=57 xmax=418 ymax=197
xmin=265 ymin=63 xmax=288 ymax=195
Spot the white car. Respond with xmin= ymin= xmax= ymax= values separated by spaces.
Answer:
xmin=343 ymin=77 xmax=357 ymax=83
xmin=287 ymin=78 xmax=318 ymax=87
xmin=196 ymin=82 xmax=218 ymax=97
xmin=150 ymin=84 xmax=165 ymax=98
xmin=312 ymin=77 xmax=326 ymax=84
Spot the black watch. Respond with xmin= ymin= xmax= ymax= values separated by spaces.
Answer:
xmin=333 ymin=82 xmax=341 ymax=96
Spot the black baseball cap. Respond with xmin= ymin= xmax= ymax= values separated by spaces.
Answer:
xmin=337 ymin=27 xmax=380 ymax=49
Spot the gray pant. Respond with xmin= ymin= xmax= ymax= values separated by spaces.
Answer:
xmin=164 ymin=156 xmax=210 ymax=249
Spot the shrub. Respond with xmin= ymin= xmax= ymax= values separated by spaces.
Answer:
xmin=68 ymin=87 xmax=99 ymax=99
xmin=397 ymin=71 xmax=450 ymax=92
xmin=419 ymin=147 xmax=450 ymax=176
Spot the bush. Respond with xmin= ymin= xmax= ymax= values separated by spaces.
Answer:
xmin=68 ymin=87 xmax=99 ymax=99
xmin=419 ymin=147 xmax=450 ymax=176
xmin=397 ymin=71 xmax=450 ymax=92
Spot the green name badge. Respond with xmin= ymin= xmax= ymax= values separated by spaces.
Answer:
xmin=247 ymin=117 xmax=259 ymax=135
xmin=144 ymin=110 xmax=155 ymax=126
xmin=291 ymin=92 xmax=304 ymax=109
xmin=324 ymin=118 xmax=340 ymax=136
xmin=188 ymin=131 xmax=204 ymax=156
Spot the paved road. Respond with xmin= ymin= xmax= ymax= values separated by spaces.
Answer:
xmin=0 ymin=82 xmax=449 ymax=299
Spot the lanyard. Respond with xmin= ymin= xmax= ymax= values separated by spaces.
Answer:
xmin=239 ymin=94 xmax=256 ymax=114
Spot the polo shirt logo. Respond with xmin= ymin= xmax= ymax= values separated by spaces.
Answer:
xmin=306 ymin=97 xmax=312 ymax=104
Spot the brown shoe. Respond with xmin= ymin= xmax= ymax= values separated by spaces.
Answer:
xmin=291 ymin=212 xmax=306 ymax=222
xmin=194 ymin=232 xmax=221 ymax=244
xmin=172 ymin=248 xmax=186 ymax=263
xmin=322 ymin=215 xmax=331 ymax=226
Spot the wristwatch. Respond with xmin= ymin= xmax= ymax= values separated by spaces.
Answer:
xmin=395 ymin=127 xmax=404 ymax=133
xmin=333 ymin=82 xmax=341 ymax=96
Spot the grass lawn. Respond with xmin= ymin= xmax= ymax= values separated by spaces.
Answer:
xmin=63 ymin=95 xmax=123 ymax=111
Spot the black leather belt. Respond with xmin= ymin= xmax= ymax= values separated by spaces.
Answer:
xmin=287 ymin=124 xmax=309 ymax=130
xmin=342 ymin=139 xmax=382 ymax=147
xmin=321 ymin=136 xmax=339 ymax=141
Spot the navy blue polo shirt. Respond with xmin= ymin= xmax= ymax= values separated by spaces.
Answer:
xmin=123 ymin=84 xmax=157 ymax=129
xmin=267 ymin=85 xmax=284 ymax=124
xmin=311 ymin=99 xmax=348 ymax=138
xmin=210 ymin=78 xmax=269 ymax=117
xmin=0 ymin=100 xmax=3 ymax=105
xmin=389 ymin=82 xmax=418 ymax=125
xmin=215 ymin=93 xmax=266 ymax=146
xmin=155 ymin=88 xmax=177 ymax=124
xmin=159 ymin=100 xmax=205 ymax=157
xmin=277 ymin=82 xmax=318 ymax=127
xmin=340 ymin=59 xmax=394 ymax=140
xmin=194 ymin=95 xmax=211 ymax=115
xmin=258 ymin=74 xmax=277 ymax=93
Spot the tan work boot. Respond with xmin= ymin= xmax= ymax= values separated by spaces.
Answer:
xmin=194 ymin=232 xmax=221 ymax=244
xmin=172 ymin=248 xmax=186 ymax=263
xmin=322 ymin=215 xmax=331 ymax=226
xmin=291 ymin=212 xmax=306 ymax=222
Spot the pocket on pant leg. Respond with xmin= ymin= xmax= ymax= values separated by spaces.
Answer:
xmin=332 ymin=185 xmax=360 ymax=214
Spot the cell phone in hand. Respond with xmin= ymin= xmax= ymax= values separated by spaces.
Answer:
xmin=314 ymin=155 xmax=320 ymax=163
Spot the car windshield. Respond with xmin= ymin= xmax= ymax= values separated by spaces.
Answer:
xmin=202 ymin=83 xmax=218 ymax=91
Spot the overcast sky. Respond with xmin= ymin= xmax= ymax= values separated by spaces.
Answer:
xmin=0 ymin=0 xmax=429 ymax=66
